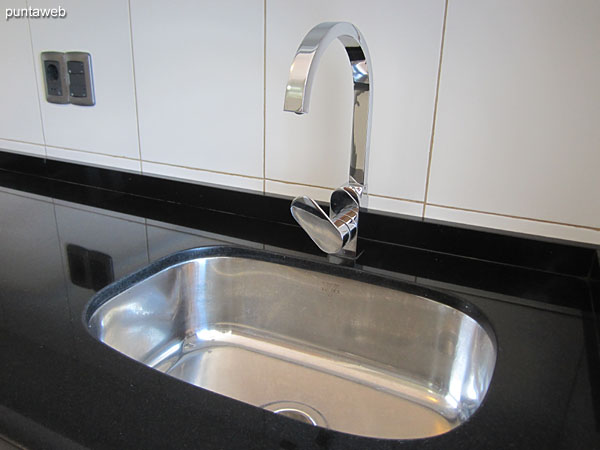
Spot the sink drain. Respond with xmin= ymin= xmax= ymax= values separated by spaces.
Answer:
xmin=261 ymin=401 xmax=328 ymax=428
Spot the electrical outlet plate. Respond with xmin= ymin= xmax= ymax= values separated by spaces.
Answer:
xmin=41 ymin=51 xmax=69 ymax=104
xmin=66 ymin=52 xmax=95 ymax=106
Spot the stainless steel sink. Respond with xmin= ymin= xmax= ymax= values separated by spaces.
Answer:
xmin=85 ymin=246 xmax=496 ymax=440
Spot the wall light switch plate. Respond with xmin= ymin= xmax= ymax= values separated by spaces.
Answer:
xmin=41 ymin=52 xmax=69 ymax=104
xmin=65 ymin=52 xmax=95 ymax=106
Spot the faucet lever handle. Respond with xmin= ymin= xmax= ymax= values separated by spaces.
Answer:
xmin=290 ymin=196 xmax=349 ymax=254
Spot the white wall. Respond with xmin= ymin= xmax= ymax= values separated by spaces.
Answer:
xmin=1 ymin=0 xmax=598 ymax=244
xmin=29 ymin=0 xmax=140 ymax=171
xmin=0 ymin=0 xmax=45 ymax=156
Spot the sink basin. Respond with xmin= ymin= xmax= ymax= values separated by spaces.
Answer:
xmin=85 ymin=246 xmax=496 ymax=439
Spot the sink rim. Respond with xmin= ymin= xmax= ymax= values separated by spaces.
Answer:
xmin=82 ymin=244 xmax=498 ymax=439
xmin=84 ymin=245 xmax=497 ymax=347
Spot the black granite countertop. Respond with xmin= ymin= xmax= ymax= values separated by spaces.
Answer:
xmin=0 ymin=151 xmax=599 ymax=450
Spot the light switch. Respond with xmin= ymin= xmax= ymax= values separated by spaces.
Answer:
xmin=65 ymin=52 xmax=95 ymax=106
xmin=41 ymin=52 xmax=68 ymax=104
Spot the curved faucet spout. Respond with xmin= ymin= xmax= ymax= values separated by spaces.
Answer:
xmin=284 ymin=22 xmax=373 ymax=261
xmin=283 ymin=22 xmax=373 ymax=186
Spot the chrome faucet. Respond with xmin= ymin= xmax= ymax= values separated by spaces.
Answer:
xmin=285 ymin=22 xmax=373 ymax=260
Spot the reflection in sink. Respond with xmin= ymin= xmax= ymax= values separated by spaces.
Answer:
xmin=85 ymin=246 xmax=496 ymax=439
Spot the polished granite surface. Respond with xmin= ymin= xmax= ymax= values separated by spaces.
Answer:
xmin=0 ymin=152 xmax=599 ymax=449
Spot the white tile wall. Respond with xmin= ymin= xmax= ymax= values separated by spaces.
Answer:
xmin=46 ymin=146 xmax=141 ymax=173
xmin=366 ymin=195 xmax=424 ymax=218
xmin=427 ymin=0 xmax=600 ymax=230
xmin=0 ymin=0 xmax=598 ymax=244
xmin=0 ymin=139 xmax=45 ymax=157
xmin=265 ymin=179 xmax=332 ymax=204
xmin=0 ymin=0 xmax=45 ymax=154
xmin=130 ymin=0 xmax=264 ymax=181
xmin=264 ymin=0 xmax=446 ymax=204
xmin=28 ymin=0 xmax=140 ymax=169
xmin=426 ymin=205 xmax=600 ymax=246
xmin=142 ymin=161 xmax=263 ymax=192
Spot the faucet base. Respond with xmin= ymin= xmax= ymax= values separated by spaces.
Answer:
xmin=327 ymin=249 xmax=364 ymax=266
xmin=290 ymin=183 xmax=362 ymax=261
